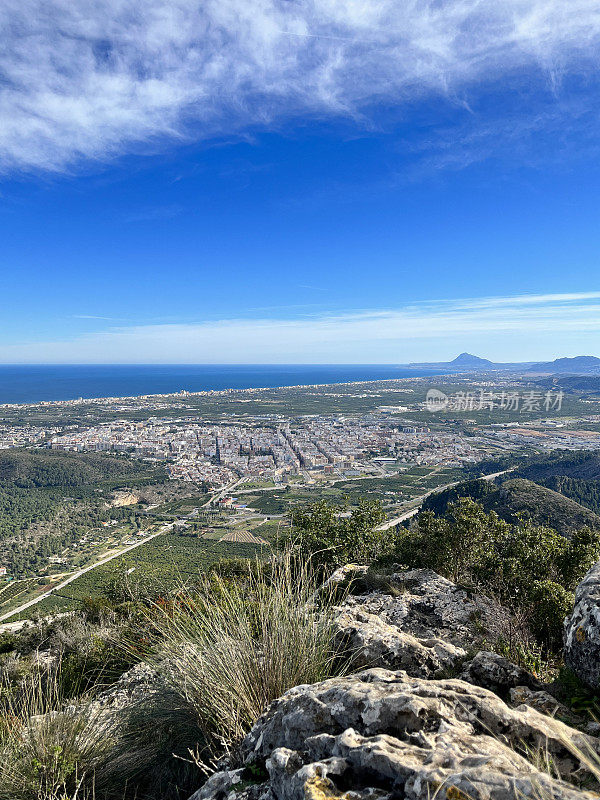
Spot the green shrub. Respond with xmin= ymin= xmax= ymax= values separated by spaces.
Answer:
xmin=291 ymin=499 xmax=386 ymax=570
xmin=529 ymin=580 xmax=574 ymax=648
xmin=557 ymin=666 xmax=600 ymax=718
xmin=389 ymin=497 xmax=599 ymax=652
xmin=394 ymin=499 xmax=508 ymax=583
xmin=0 ymin=633 xmax=16 ymax=654
xmin=559 ymin=526 xmax=600 ymax=587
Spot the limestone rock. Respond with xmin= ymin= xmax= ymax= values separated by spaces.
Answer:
xmin=460 ymin=651 xmax=542 ymax=699
xmin=334 ymin=604 xmax=466 ymax=677
xmin=188 ymin=768 xmax=267 ymax=800
xmin=93 ymin=662 xmax=163 ymax=710
xmin=325 ymin=564 xmax=369 ymax=588
xmin=194 ymin=669 xmax=598 ymax=800
xmin=339 ymin=568 xmax=498 ymax=650
xmin=331 ymin=567 xmax=512 ymax=682
xmin=564 ymin=560 xmax=600 ymax=690
xmin=510 ymin=685 xmax=580 ymax=725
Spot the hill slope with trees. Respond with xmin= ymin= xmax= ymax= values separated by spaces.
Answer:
xmin=0 ymin=449 xmax=163 ymax=489
xmin=422 ymin=476 xmax=600 ymax=536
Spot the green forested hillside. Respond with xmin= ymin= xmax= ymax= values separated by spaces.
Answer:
xmin=0 ymin=450 xmax=166 ymax=576
xmin=422 ymin=477 xmax=600 ymax=536
xmin=513 ymin=450 xmax=600 ymax=482
xmin=537 ymin=475 xmax=600 ymax=515
xmin=508 ymin=450 xmax=600 ymax=514
xmin=0 ymin=449 xmax=163 ymax=488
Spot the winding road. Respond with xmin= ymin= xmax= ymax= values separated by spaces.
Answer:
xmin=375 ymin=469 xmax=511 ymax=531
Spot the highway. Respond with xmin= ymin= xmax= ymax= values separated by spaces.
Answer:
xmin=202 ymin=477 xmax=245 ymax=507
xmin=375 ymin=469 xmax=510 ymax=531
xmin=0 ymin=468 xmax=510 ymax=623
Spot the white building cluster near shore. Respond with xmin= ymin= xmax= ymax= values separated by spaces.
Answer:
xmin=0 ymin=423 xmax=62 ymax=449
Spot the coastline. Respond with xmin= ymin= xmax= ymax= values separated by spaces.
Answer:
xmin=0 ymin=366 xmax=454 ymax=409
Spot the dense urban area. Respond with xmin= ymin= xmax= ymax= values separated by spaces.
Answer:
xmin=3 ymin=366 xmax=600 ymax=800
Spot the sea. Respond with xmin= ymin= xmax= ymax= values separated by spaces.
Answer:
xmin=0 ymin=365 xmax=450 ymax=405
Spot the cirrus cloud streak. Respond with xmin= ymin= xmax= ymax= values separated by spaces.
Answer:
xmin=1 ymin=292 xmax=599 ymax=363
xmin=2 ymin=0 xmax=600 ymax=172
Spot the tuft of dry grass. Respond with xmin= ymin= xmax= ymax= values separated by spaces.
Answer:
xmin=152 ymin=552 xmax=346 ymax=750
xmin=99 ymin=552 xmax=348 ymax=797
xmin=0 ymin=667 xmax=115 ymax=800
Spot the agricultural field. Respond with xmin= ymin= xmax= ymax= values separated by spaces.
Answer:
xmin=237 ymin=478 xmax=277 ymax=490
xmin=11 ymin=531 xmax=271 ymax=620
xmin=4 ymin=372 xmax=599 ymax=431
xmin=239 ymin=466 xmax=463 ymax=515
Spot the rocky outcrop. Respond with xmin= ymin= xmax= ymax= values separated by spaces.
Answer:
xmin=334 ymin=603 xmax=467 ymax=677
xmin=109 ymin=490 xmax=140 ymax=507
xmin=332 ymin=568 xmax=514 ymax=679
xmin=459 ymin=651 xmax=542 ymax=699
xmin=564 ymin=561 xmax=600 ymax=690
xmin=188 ymin=567 xmax=599 ymax=800
xmin=192 ymin=669 xmax=598 ymax=800
xmin=93 ymin=662 xmax=163 ymax=710
xmin=338 ymin=568 xmax=501 ymax=649
xmin=509 ymin=685 xmax=581 ymax=725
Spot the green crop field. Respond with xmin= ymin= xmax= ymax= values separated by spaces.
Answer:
xmin=6 ymin=533 xmax=270 ymax=620
xmin=239 ymin=466 xmax=464 ymax=515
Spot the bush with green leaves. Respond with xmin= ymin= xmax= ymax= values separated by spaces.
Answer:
xmin=529 ymin=580 xmax=574 ymax=646
xmin=391 ymin=497 xmax=600 ymax=649
xmin=0 ymin=633 xmax=16 ymax=654
xmin=291 ymin=499 xmax=386 ymax=570
xmin=394 ymin=500 xmax=507 ymax=584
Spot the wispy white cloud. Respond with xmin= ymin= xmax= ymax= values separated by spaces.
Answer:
xmin=3 ymin=291 xmax=600 ymax=363
xmin=122 ymin=204 xmax=184 ymax=223
xmin=1 ymin=1 xmax=600 ymax=172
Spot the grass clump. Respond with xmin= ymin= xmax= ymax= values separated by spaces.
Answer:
xmin=105 ymin=553 xmax=346 ymax=797
xmin=157 ymin=553 xmax=344 ymax=746
xmin=0 ymin=668 xmax=115 ymax=800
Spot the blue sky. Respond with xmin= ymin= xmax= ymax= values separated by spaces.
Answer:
xmin=1 ymin=0 xmax=600 ymax=363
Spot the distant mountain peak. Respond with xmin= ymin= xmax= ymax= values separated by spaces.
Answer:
xmin=450 ymin=353 xmax=494 ymax=366
xmin=552 ymin=355 xmax=600 ymax=366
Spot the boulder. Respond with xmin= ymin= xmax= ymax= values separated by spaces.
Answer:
xmin=93 ymin=662 xmax=163 ymax=710
xmin=339 ymin=568 xmax=500 ymax=649
xmin=334 ymin=604 xmax=467 ymax=677
xmin=191 ymin=769 xmax=251 ymax=800
xmin=331 ymin=567 xmax=519 ymax=683
xmin=510 ymin=685 xmax=581 ymax=725
xmin=325 ymin=564 xmax=369 ymax=589
xmin=193 ymin=669 xmax=599 ymax=800
xmin=459 ymin=651 xmax=542 ymax=699
xmin=564 ymin=561 xmax=600 ymax=690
